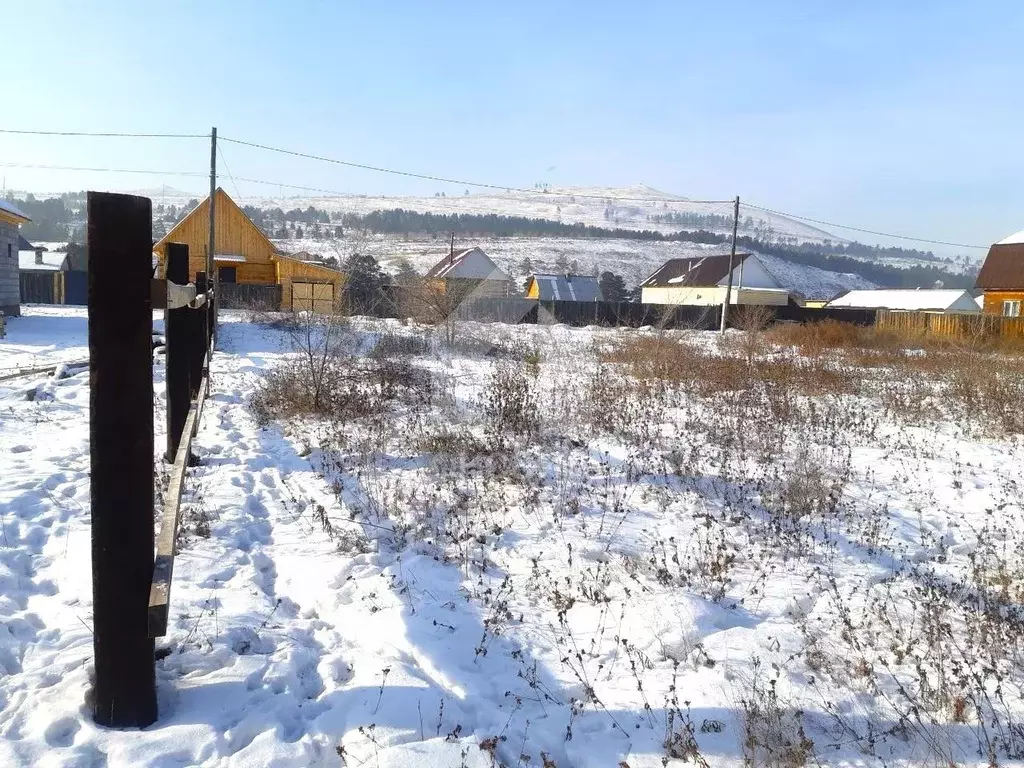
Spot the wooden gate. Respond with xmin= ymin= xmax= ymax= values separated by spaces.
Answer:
xmin=292 ymin=281 xmax=335 ymax=313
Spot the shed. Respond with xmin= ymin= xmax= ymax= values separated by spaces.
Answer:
xmin=826 ymin=289 xmax=980 ymax=314
xmin=153 ymin=188 xmax=344 ymax=312
xmin=640 ymin=253 xmax=788 ymax=306
xmin=0 ymin=200 xmax=31 ymax=317
xmin=526 ymin=274 xmax=603 ymax=302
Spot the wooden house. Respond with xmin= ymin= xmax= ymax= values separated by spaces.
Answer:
xmin=640 ymin=253 xmax=789 ymax=307
xmin=0 ymin=200 xmax=31 ymax=317
xmin=153 ymin=188 xmax=345 ymax=312
xmin=424 ymin=247 xmax=513 ymax=300
xmin=976 ymin=231 xmax=1024 ymax=316
xmin=526 ymin=274 xmax=603 ymax=302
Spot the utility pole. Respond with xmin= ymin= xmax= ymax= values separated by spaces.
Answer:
xmin=208 ymin=127 xmax=217 ymax=344
xmin=720 ymin=195 xmax=740 ymax=333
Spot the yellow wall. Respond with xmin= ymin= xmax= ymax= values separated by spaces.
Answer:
xmin=982 ymin=291 xmax=1024 ymax=315
xmin=154 ymin=188 xmax=278 ymax=284
xmin=526 ymin=278 xmax=539 ymax=299
xmin=642 ymin=285 xmax=789 ymax=306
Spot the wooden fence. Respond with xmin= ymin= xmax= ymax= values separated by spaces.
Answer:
xmin=88 ymin=195 xmax=214 ymax=728
xmin=20 ymin=270 xmax=88 ymax=305
xmin=218 ymin=282 xmax=282 ymax=310
xmin=876 ymin=310 xmax=1024 ymax=340
xmin=450 ymin=298 xmax=877 ymax=330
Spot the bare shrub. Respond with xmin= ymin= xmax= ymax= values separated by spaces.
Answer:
xmin=483 ymin=360 xmax=538 ymax=437
xmin=739 ymin=658 xmax=815 ymax=767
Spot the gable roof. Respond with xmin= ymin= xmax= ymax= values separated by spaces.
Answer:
xmin=530 ymin=274 xmax=603 ymax=301
xmin=976 ymin=242 xmax=1024 ymax=290
xmin=0 ymin=199 xmax=31 ymax=224
xmin=425 ymin=247 xmax=511 ymax=281
xmin=153 ymin=187 xmax=278 ymax=256
xmin=17 ymin=234 xmax=35 ymax=250
xmin=642 ymin=253 xmax=752 ymax=288
xmin=827 ymin=289 xmax=980 ymax=313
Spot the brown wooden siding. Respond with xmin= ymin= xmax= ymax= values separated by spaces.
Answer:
xmin=981 ymin=291 xmax=1024 ymax=315
xmin=876 ymin=309 xmax=1024 ymax=339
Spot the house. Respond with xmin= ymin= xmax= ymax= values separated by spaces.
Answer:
xmin=424 ymin=246 xmax=513 ymax=299
xmin=153 ymin=188 xmax=345 ymax=312
xmin=19 ymin=245 xmax=69 ymax=275
xmin=640 ymin=253 xmax=789 ymax=306
xmin=826 ymin=289 xmax=980 ymax=314
xmin=975 ymin=230 xmax=1024 ymax=316
xmin=526 ymin=274 xmax=603 ymax=302
xmin=0 ymin=200 xmax=32 ymax=317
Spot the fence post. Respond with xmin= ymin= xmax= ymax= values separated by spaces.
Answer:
xmin=165 ymin=243 xmax=190 ymax=462
xmin=87 ymin=191 xmax=158 ymax=728
xmin=192 ymin=273 xmax=209 ymax=398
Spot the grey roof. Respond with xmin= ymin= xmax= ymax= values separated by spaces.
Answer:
xmin=531 ymin=274 xmax=603 ymax=302
xmin=19 ymin=250 xmax=67 ymax=272
xmin=0 ymin=199 xmax=30 ymax=221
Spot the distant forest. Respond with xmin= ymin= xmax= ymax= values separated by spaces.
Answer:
xmin=6 ymin=193 xmax=977 ymax=289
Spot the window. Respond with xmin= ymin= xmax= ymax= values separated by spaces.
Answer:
xmin=1003 ymin=300 xmax=1021 ymax=317
xmin=6 ymin=244 xmax=10 ymax=259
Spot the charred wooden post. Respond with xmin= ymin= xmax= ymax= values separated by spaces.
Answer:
xmin=87 ymin=191 xmax=158 ymax=728
xmin=164 ymin=243 xmax=190 ymax=462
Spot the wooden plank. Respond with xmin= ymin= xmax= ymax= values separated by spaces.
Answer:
xmin=148 ymin=359 xmax=209 ymax=639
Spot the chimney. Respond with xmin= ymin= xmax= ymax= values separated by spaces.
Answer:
xmin=449 ymin=231 xmax=455 ymax=264
xmin=34 ymin=248 xmax=43 ymax=265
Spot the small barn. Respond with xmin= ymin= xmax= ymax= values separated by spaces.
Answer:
xmin=640 ymin=253 xmax=789 ymax=306
xmin=526 ymin=274 xmax=603 ymax=302
xmin=153 ymin=188 xmax=345 ymax=312
xmin=425 ymin=247 xmax=513 ymax=300
xmin=975 ymin=230 xmax=1024 ymax=316
xmin=18 ymin=243 xmax=71 ymax=305
xmin=0 ymin=200 xmax=31 ymax=317
xmin=826 ymin=289 xmax=980 ymax=314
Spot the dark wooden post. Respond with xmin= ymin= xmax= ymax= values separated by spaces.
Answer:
xmin=191 ymin=273 xmax=209 ymax=397
xmin=88 ymin=191 xmax=158 ymax=728
xmin=165 ymin=243 xmax=190 ymax=462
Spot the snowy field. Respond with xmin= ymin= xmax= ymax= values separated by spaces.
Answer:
xmin=0 ymin=307 xmax=1022 ymax=767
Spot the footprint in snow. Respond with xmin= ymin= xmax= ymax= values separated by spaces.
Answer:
xmin=43 ymin=716 xmax=80 ymax=747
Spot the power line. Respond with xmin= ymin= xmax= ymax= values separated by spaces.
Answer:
xmin=219 ymin=135 xmax=733 ymax=205
xmin=0 ymin=129 xmax=208 ymax=139
xmin=0 ymin=161 xmax=206 ymax=178
xmin=744 ymin=201 xmax=987 ymax=250
xmin=217 ymin=144 xmax=244 ymax=205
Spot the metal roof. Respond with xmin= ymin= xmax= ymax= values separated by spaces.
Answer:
xmin=976 ymin=243 xmax=1024 ymax=290
xmin=642 ymin=253 xmax=752 ymax=287
xmin=0 ymin=199 xmax=31 ymax=222
xmin=827 ymin=289 xmax=980 ymax=313
xmin=530 ymin=274 xmax=603 ymax=301
xmin=18 ymin=250 xmax=67 ymax=272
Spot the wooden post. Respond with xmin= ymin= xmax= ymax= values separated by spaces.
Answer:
xmin=87 ymin=191 xmax=157 ymax=728
xmin=720 ymin=196 xmax=740 ymax=333
xmin=209 ymin=127 xmax=218 ymax=345
xmin=191 ymin=273 xmax=209 ymax=397
xmin=165 ymin=243 xmax=190 ymax=462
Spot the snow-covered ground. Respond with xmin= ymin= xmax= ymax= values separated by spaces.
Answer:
xmin=0 ymin=307 xmax=1021 ymax=766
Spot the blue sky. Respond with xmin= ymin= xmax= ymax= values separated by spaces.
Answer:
xmin=4 ymin=1 xmax=1023 ymax=252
